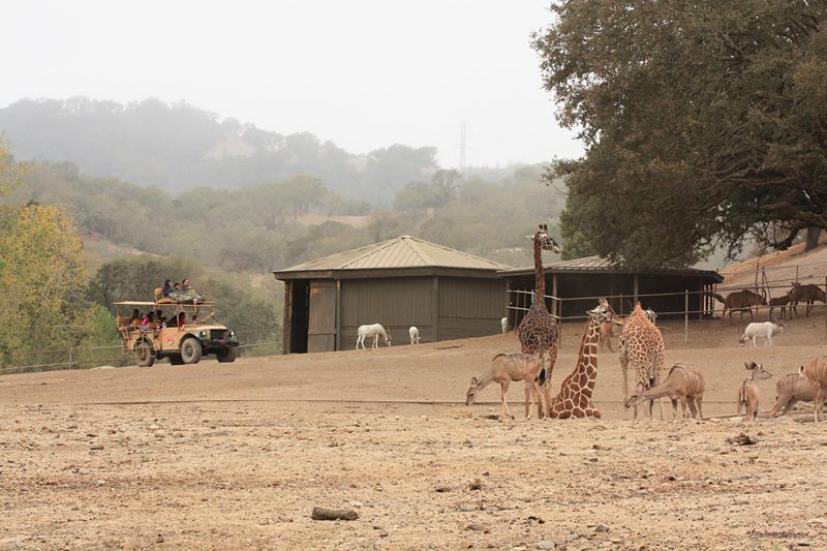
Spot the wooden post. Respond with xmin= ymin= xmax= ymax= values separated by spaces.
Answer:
xmin=282 ymin=280 xmax=292 ymax=354
xmin=684 ymin=289 xmax=689 ymax=345
xmin=432 ymin=276 xmax=440 ymax=342
xmin=335 ymin=279 xmax=342 ymax=352
xmin=505 ymin=278 xmax=511 ymax=329
xmin=552 ymin=273 xmax=558 ymax=320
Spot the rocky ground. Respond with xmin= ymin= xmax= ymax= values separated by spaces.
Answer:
xmin=0 ymin=319 xmax=825 ymax=550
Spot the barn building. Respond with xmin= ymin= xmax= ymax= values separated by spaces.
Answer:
xmin=274 ymin=235 xmax=509 ymax=354
xmin=499 ymin=255 xmax=723 ymax=327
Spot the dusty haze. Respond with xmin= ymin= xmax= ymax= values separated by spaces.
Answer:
xmin=1 ymin=0 xmax=583 ymax=167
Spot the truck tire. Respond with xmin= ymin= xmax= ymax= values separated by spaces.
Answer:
xmin=135 ymin=340 xmax=155 ymax=367
xmin=180 ymin=338 xmax=202 ymax=365
xmin=216 ymin=346 xmax=238 ymax=363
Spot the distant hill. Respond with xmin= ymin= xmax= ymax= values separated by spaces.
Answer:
xmin=719 ymin=236 xmax=827 ymax=294
xmin=0 ymin=97 xmax=438 ymax=198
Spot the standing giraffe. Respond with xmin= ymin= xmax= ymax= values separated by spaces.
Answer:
xmin=618 ymin=302 xmax=666 ymax=420
xmin=546 ymin=299 xmax=611 ymax=419
xmin=516 ymin=224 xmax=561 ymax=416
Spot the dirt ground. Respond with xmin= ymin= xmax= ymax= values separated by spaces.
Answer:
xmin=1 ymin=316 xmax=826 ymax=550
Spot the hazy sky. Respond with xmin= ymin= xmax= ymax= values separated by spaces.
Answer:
xmin=2 ymin=1 xmax=583 ymax=167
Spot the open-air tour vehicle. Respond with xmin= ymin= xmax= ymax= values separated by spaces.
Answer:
xmin=114 ymin=301 xmax=239 ymax=367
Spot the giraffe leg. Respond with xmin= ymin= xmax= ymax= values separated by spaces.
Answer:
xmin=546 ymin=345 xmax=558 ymax=382
xmin=535 ymin=351 xmax=546 ymax=418
xmin=620 ymin=355 xmax=629 ymax=402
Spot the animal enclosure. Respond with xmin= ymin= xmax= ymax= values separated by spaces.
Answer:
xmin=275 ymin=235 xmax=508 ymax=353
xmin=500 ymin=255 xmax=722 ymax=328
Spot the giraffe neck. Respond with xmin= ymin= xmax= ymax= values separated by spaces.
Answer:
xmin=572 ymin=316 xmax=601 ymax=389
xmin=533 ymin=234 xmax=545 ymax=303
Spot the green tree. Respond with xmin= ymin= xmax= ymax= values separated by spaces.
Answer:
xmin=0 ymin=203 xmax=91 ymax=366
xmin=534 ymin=1 xmax=827 ymax=268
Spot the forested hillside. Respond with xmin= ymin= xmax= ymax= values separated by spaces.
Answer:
xmin=0 ymin=98 xmax=566 ymax=368
xmin=9 ymin=160 xmax=566 ymax=271
xmin=0 ymin=97 xmax=438 ymax=199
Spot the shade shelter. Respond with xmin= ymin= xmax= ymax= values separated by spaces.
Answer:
xmin=274 ymin=235 xmax=510 ymax=353
xmin=498 ymin=255 xmax=723 ymax=326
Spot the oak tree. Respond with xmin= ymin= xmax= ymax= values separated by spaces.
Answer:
xmin=534 ymin=0 xmax=827 ymax=268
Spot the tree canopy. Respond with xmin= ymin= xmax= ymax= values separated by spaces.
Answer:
xmin=534 ymin=0 xmax=827 ymax=269
xmin=0 ymin=202 xmax=93 ymax=367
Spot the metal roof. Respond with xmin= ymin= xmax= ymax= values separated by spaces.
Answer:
xmin=274 ymin=235 xmax=510 ymax=276
xmin=498 ymin=254 xmax=723 ymax=281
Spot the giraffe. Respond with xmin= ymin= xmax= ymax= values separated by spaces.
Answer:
xmin=545 ymin=298 xmax=611 ymax=419
xmin=516 ymin=224 xmax=561 ymax=416
xmin=618 ymin=302 xmax=666 ymax=421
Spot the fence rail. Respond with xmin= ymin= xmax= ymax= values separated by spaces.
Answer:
xmin=0 ymin=337 xmax=282 ymax=376
xmin=507 ymin=276 xmax=827 ymax=344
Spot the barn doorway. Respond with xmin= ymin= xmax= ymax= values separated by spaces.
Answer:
xmin=289 ymin=280 xmax=310 ymax=353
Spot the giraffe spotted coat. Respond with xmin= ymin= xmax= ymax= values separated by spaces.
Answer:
xmin=618 ymin=304 xmax=665 ymax=410
xmin=546 ymin=300 xmax=610 ymax=419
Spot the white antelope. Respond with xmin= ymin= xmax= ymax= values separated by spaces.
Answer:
xmin=738 ymin=320 xmax=784 ymax=347
xmin=501 ymin=316 xmax=508 ymax=334
xmin=409 ymin=326 xmax=420 ymax=345
xmin=356 ymin=323 xmax=392 ymax=350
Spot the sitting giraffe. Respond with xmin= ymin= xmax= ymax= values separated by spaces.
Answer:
xmin=618 ymin=302 xmax=666 ymax=421
xmin=517 ymin=224 xmax=561 ymax=416
xmin=545 ymin=298 xmax=611 ymax=419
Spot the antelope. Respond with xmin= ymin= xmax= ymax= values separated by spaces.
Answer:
xmin=738 ymin=320 xmax=784 ymax=347
xmin=465 ymin=353 xmax=546 ymax=419
xmin=356 ymin=324 xmax=392 ymax=350
xmin=625 ymin=364 xmax=705 ymax=420
xmin=769 ymin=372 xmax=823 ymax=417
xmin=789 ymin=283 xmax=826 ymax=317
xmin=736 ymin=361 xmax=772 ymax=422
xmin=709 ymin=290 xmax=767 ymax=323
xmin=801 ymin=356 xmax=827 ymax=422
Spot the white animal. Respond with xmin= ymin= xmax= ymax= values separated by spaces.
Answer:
xmin=738 ymin=320 xmax=784 ymax=347
xmin=501 ymin=316 xmax=508 ymax=334
xmin=409 ymin=326 xmax=420 ymax=345
xmin=356 ymin=323 xmax=392 ymax=350
xmin=644 ymin=309 xmax=657 ymax=325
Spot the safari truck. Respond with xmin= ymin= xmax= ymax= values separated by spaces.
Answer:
xmin=114 ymin=301 xmax=239 ymax=367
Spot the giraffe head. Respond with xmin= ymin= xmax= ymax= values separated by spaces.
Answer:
xmin=528 ymin=224 xmax=561 ymax=254
xmin=586 ymin=298 xmax=612 ymax=324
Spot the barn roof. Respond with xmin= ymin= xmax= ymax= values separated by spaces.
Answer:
xmin=498 ymin=254 xmax=723 ymax=282
xmin=274 ymin=235 xmax=511 ymax=279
